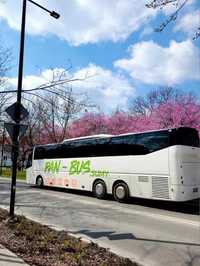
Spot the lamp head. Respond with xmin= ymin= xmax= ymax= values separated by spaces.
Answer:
xmin=50 ymin=11 xmax=60 ymax=19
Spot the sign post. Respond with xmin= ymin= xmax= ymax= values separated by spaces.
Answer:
xmin=5 ymin=0 xmax=28 ymax=218
xmin=0 ymin=123 xmax=5 ymax=175
xmin=4 ymin=123 xmax=28 ymax=141
xmin=5 ymin=102 xmax=28 ymax=217
xmin=5 ymin=103 xmax=29 ymax=217
xmin=5 ymin=103 xmax=29 ymax=218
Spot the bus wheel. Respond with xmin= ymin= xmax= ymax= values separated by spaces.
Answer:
xmin=93 ymin=180 xmax=107 ymax=199
xmin=36 ymin=176 xmax=43 ymax=188
xmin=113 ymin=182 xmax=129 ymax=203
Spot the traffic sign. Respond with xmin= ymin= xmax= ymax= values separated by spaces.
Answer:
xmin=4 ymin=122 xmax=28 ymax=141
xmin=5 ymin=102 xmax=29 ymax=122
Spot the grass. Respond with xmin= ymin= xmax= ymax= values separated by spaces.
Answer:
xmin=0 ymin=167 xmax=26 ymax=180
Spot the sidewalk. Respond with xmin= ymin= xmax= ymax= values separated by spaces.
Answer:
xmin=0 ymin=176 xmax=26 ymax=183
xmin=0 ymin=244 xmax=29 ymax=266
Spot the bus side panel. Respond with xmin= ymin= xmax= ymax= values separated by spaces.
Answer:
xmin=63 ymin=149 xmax=170 ymax=199
xmin=30 ymin=149 xmax=171 ymax=202
xmin=33 ymin=149 xmax=169 ymax=200
xmin=169 ymin=146 xmax=200 ymax=201
xmin=128 ymin=148 xmax=170 ymax=199
xmin=32 ymin=158 xmax=96 ymax=190
xmin=68 ymin=150 xmax=170 ymax=199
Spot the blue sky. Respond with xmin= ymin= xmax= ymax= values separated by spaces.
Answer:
xmin=0 ymin=0 xmax=199 ymax=113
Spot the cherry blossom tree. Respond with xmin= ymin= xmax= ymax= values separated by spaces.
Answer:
xmin=152 ymin=97 xmax=200 ymax=131
xmin=68 ymin=111 xmax=158 ymax=137
xmin=130 ymin=87 xmax=193 ymax=116
xmin=68 ymin=113 xmax=108 ymax=138
xmin=68 ymin=88 xmax=200 ymax=138
xmin=22 ymin=87 xmax=199 ymax=147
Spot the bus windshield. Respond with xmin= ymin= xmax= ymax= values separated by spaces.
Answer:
xmin=26 ymin=151 xmax=33 ymax=168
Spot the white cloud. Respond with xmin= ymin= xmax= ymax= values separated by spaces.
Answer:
xmin=114 ymin=40 xmax=200 ymax=85
xmin=74 ymin=64 xmax=135 ymax=112
xmin=139 ymin=26 xmax=154 ymax=38
xmin=7 ymin=68 xmax=67 ymax=90
xmin=174 ymin=10 xmax=200 ymax=37
xmin=0 ymin=0 xmax=156 ymax=45
xmin=7 ymin=65 xmax=135 ymax=113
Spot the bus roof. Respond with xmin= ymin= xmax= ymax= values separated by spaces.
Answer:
xmin=117 ymin=126 xmax=197 ymax=137
xmin=34 ymin=127 xmax=198 ymax=149
xmin=62 ymin=134 xmax=113 ymax=143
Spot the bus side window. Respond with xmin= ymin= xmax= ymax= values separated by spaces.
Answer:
xmin=95 ymin=138 xmax=110 ymax=156
xmin=66 ymin=139 xmax=97 ymax=158
xmin=135 ymin=131 xmax=169 ymax=153
xmin=110 ymin=135 xmax=136 ymax=145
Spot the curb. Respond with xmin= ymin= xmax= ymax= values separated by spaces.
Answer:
xmin=0 ymin=244 xmax=30 ymax=266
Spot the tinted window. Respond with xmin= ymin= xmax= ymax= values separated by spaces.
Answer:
xmin=34 ymin=139 xmax=111 ymax=159
xmin=34 ymin=132 xmax=170 ymax=159
xmin=135 ymin=130 xmax=169 ymax=153
xmin=111 ymin=135 xmax=136 ymax=145
xmin=34 ymin=146 xmax=46 ymax=159
xmin=110 ymin=135 xmax=148 ymax=155
xmin=90 ymin=138 xmax=110 ymax=156
xmin=68 ymin=139 xmax=99 ymax=157
xmin=173 ymin=127 xmax=199 ymax=147
xmin=36 ymin=128 xmax=200 ymax=159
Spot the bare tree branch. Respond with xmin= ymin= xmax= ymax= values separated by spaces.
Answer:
xmin=146 ymin=0 xmax=180 ymax=8
xmin=146 ymin=0 xmax=199 ymax=39
xmin=19 ymin=68 xmax=94 ymax=147
xmin=0 ymin=43 xmax=13 ymax=121
xmin=129 ymin=87 xmax=189 ymax=116
xmin=0 ymin=76 xmax=87 ymax=94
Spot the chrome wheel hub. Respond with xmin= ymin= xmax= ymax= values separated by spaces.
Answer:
xmin=37 ymin=178 xmax=42 ymax=186
xmin=95 ymin=183 xmax=104 ymax=195
xmin=116 ymin=186 xmax=125 ymax=199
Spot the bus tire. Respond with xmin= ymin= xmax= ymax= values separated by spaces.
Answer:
xmin=36 ymin=176 xmax=43 ymax=188
xmin=113 ymin=182 xmax=129 ymax=203
xmin=93 ymin=180 xmax=107 ymax=199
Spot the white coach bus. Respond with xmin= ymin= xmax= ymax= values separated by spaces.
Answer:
xmin=26 ymin=127 xmax=200 ymax=202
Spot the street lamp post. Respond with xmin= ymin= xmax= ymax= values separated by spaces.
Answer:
xmin=9 ymin=0 xmax=60 ymax=217
xmin=0 ymin=122 xmax=5 ymax=175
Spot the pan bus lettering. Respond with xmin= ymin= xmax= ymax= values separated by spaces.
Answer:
xmin=69 ymin=160 xmax=109 ymax=177
xmin=44 ymin=161 xmax=61 ymax=173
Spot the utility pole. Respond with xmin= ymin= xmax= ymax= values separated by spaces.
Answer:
xmin=0 ymin=122 xmax=5 ymax=175
xmin=9 ymin=0 xmax=60 ymax=217
xmin=9 ymin=0 xmax=27 ymax=217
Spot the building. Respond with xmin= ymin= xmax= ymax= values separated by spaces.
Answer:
xmin=0 ymin=144 xmax=12 ymax=167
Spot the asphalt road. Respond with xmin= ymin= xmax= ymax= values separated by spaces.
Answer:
xmin=1 ymin=178 xmax=200 ymax=266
